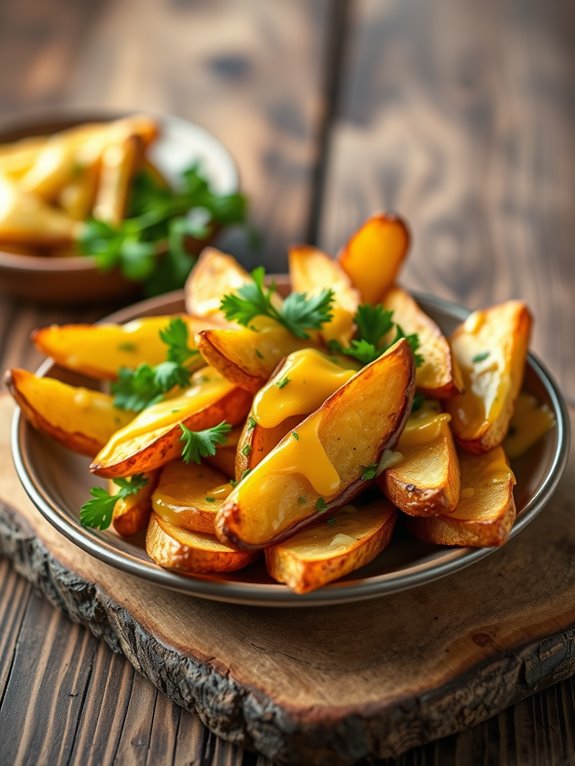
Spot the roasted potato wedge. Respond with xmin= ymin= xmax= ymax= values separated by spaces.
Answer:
xmin=216 ymin=339 xmax=415 ymax=549
xmin=152 ymin=461 xmax=232 ymax=534
xmin=408 ymin=447 xmax=516 ymax=547
xmin=5 ymin=368 xmax=133 ymax=457
xmin=204 ymin=425 xmax=241 ymax=478
xmin=446 ymin=301 xmax=532 ymax=453
xmin=382 ymin=286 xmax=463 ymax=397
xmin=266 ymin=500 xmax=397 ymax=594
xmin=110 ymin=471 xmax=157 ymax=537
xmin=378 ymin=402 xmax=460 ymax=516
xmin=146 ymin=513 xmax=256 ymax=574
xmin=289 ymin=245 xmax=360 ymax=343
xmin=57 ymin=160 xmax=100 ymax=221
xmin=337 ymin=213 xmax=410 ymax=305
xmin=90 ymin=368 xmax=252 ymax=478
xmin=236 ymin=415 xmax=302 ymax=479
xmin=93 ymin=133 xmax=142 ymax=225
xmin=32 ymin=315 xmax=210 ymax=380
xmin=184 ymin=247 xmax=251 ymax=321
xmin=196 ymin=323 xmax=310 ymax=393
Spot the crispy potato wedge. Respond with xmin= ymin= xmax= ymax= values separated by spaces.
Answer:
xmin=446 ymin=301 xmax=532 ymax=453
xmin=381 ymin=286 xmax=463 ymax=397
xmin=0 ymin=135 xmax=49 ymax=178
xmin=216 ymin=339 xmax=415 ymax=550
xmin=236 ymin=415 xmax=302 ymax=479
xmin=337 ymin=213 xmax=410 ymax=305
xmin=184 ymin=247 xmax=251 ymax=321
xmin=196 ymin=323 xmax=309 ymax=393
xmin=288 ymin=245 xmax=360 ymax=343
xmin=5 ymin=368 xmax=133 ymax=457
xmin=408 ymin=447 xmax=516 ymax=547
xmin=146 ymin=513 xmax=256 ymax=574
xmin=0 ymin=176 xmax=80 ymax=247
xmin=32 ymin=315 xmax=210 ymax=380
xmin=57 ymin=160 xmax=100 ymax=221
xmin=152 ymin=461 xmax=232 ymax=534
xmin=90 ymin=368 xmax=252 ymax=478
xmin=266 ymin=500 xmax=397 ymax=593
xmin=378 ymin=402 xmax=460 ymax=516
xmin=109 ymin=471 xmax=157 ymax=537
xmin=92 ymin=133 xmax=142 ymax=225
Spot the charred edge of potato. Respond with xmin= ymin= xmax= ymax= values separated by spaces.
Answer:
xmin=379 ymin=476 xmax=459 ymax=517
xmin=407 ymin=493 xmax=516 ymax=548
xmin=265 ymin=509 xmax=397 ymax=594
xmin=216 ymin=345 xmax=416 ymax=551
xmin=196 ymin=330 xmax=267 ymax=393
xmin=4 ymin=369 xmax=103 ymax=457
xmin=90 ymin=386 xmax=253 ymax=478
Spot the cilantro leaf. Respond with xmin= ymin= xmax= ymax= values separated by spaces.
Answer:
xmin=180 ymin=421 xmax=231 ymax=464
xmin=80 ymin=474 xmax=148 ymax=529
xmin=220 ymin=267 xmax=334 ymax=339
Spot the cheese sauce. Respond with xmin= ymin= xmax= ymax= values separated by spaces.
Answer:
xmin=504 ymin=392 xmax=555 ymax=459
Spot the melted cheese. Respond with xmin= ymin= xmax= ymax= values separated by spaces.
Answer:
xmin=504 ymin=392 xmax=555 ymax=459
xmin=398 ymin=406 xmax=451 ymax=449
xmin=237 ymin=415 xmax=341 ymax=498
xmin=253 ymin=349 xmax=356 ymax=428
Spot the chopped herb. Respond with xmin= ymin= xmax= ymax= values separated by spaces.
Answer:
xmin=205 ymin=496 xmax=216 ymax=503
xmin=326 ymin=517 xmax=337 ymax=525
xmin=361 ymin=463 xmax=378 ymax=481
xmin=117 ymin=342 xmax=138 ymax=353
xmin=292 ymin=431 xmax=299 ymax=440
xmin=297 ymin=496 xmax=307 ymax=505
xmin=241 ymin=443 xmax=252 ymax=457
xmin=411 ymin=392 xmax=425 ymax=412
xmin=80 ymin=474 xmax=148 ymax=530
xmin=78 ymin=164 xmax=247 ymax=296
xmin=315 ymin=497 xmax=328 ymax=513
xmin=220 ymin=266 xmax=334 ymax=339
xmin=255 ymin=349 xmax=264 ymax=360
xmin=240 ymin=468 xmax=252 ymax=481
xmin=179 ymin=421 xmax=231 ymax=464
xmin=229 ymin=478 xmax=239 ymax=489
xmin=247 ymin=416 xmax=257 ymax=432
xmin=159 ymin=316 xmax=198 ymax=364
xmin=276 ymin=376 xmax=291 ymax=389
xmin=472 ymin=351 xmax=490 ymax=364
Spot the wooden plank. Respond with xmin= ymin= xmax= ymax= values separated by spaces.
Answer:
xmin=0 ymin=394 xmax=574 ymax=764
xmin=319 ymin=0 xmax=575 ymax=404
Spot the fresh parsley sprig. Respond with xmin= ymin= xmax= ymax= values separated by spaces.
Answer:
xmin=328 ymin=304 xmax=423 ymax=367
xmin=220 ymin=266 xmax=335 ymax=339
xmin=180 ymin=421 xmax=231 ymax=464
xmin=111 ymin=317 xmax=198 ymax=412
xmin=78 ymin=164 xmax=247 ymax=296
xmin=80 ymin=474 xmax=148 ymax=529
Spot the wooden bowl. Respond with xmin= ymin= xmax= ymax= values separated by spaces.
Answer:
xmin=0 ymin=111 xmax=239 ymax=305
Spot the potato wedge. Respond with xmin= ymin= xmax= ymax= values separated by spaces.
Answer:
xmin=146 ymin=513 xmax=256 ymax=574
xmin=58 ymin=159 xmax=100 ymax=221
xmin=196 ymin=323 xmax=309 ymax=393
xmin=446 ymin=301 xmax=532 ymax=453
xmin=381 ymin=286 xmax=463 ymax=397
xmin=92 ymin=133 xmax=142 ymax=225
xmin=236 ymin=415 xmax=302 ymax=479
xmin=408 ymin=447 xmax=516 ymax=547
xmin=216 ymin=339 xmax=415 ymax=549
xmin=152 ymin=461 xmax=232 ymax=534
xmin=205 ymin=426 xmax=241 ymax=478
xmin=90 ymin=367 xmax=252 ymax=478
xmin=32 ymin=315 xmax=210 ymax=380
xmin=0 ymin=135 xmax=49 ymax=178
xmin=337 ymin=213 xmax=410 ymax=304
xmin=378 ymin=402 xmax=460 ymax=516
xmin=5 ymin=368 xmax=133 ymax=457
xmin=109 ymin=471 xmax=157 ymax=537
xmin=288 ymin=245 xmax=360 ymax=343
xmin=266 ymin=500 xmax=397 ymax=593
xmin=184 ymin=247 xmax=251 ymax=321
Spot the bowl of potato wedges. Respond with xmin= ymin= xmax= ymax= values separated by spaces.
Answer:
xmin=0 ymin=111 xmax=243 ymax=304
xmin=7 ymin=214 xmax=570 ymax=605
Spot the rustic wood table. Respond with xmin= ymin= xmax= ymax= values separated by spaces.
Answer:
xmin=1 ymin=1 xmax=575 ymax=764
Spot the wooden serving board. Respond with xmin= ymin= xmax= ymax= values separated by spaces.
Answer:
xmin=1 ymin=394 xmax=575 ymax=765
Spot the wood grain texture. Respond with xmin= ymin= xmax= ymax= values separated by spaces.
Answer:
xmin=1 ymin=396 xmax=575 ymax=764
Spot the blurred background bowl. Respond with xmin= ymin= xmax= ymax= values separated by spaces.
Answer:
xmin=0 ymin=110 xmax=239 ymax=305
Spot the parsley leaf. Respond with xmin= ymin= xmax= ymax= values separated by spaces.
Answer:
xmin=180 ymin=421 xmax=231 ymax=464
xmin=355 ymin=305 xmax=395 ymax=346
xmin=276 ymin=376 xmax=291 ymax=389
xmin=361 ymin=463 xmax=378 ymax=481
xmin=111 ymin=317 xmax=196 ymax=412
xmin=78 ymin=164 xmax=247 ymax=296
xmin=80 ymin=474 xmax=148 ymax=530
xmin=220 ymin=266 xmax=334 ymax=339
xmin=472 ymin=351 xmax=490 ymax=364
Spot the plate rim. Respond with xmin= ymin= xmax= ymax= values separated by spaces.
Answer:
xmin=10 ymin=289 xmax=572 ymax=607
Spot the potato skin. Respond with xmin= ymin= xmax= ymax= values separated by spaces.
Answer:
xmin=110 ymin=471 xmax=157 ymax=537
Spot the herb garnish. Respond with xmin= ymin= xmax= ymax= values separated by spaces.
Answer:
xmin=180 ymin=421 xmax=231 ymax=464
xmin=361 ymin=463 xmax=378 ymax=481
xmin=315 ymin=497 xmax=328 ymax=513
xmin=80 ymin=475 xmax=148 ymax=529
xmin=78 ymin=164 xmax=247 ymax=296
xmin=220 ymin=266 xmax=334 ymax=339
xmin=277 ymin=376 xmax=291 ymax=389
xmin=472 ymin=351 xmax=490 ymax=364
